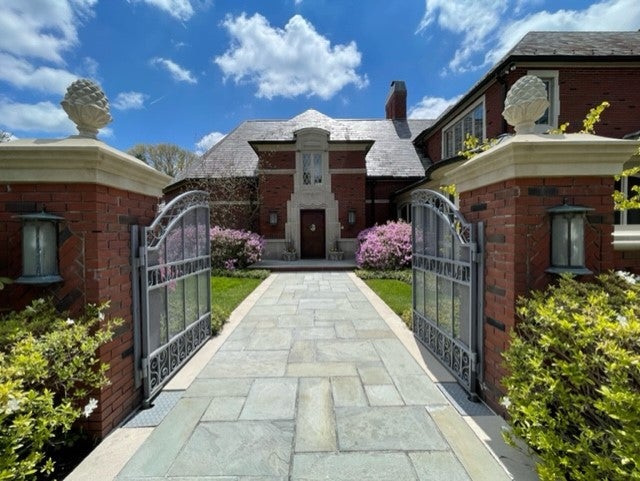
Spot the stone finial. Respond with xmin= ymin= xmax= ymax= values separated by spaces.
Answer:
xmin=61 ymin=79 xmax=112 ymax=139
xmin=502 ymin=75 xmax=549 ymax=135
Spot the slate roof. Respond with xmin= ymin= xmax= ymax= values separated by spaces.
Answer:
xmin=508 ymin=31 xmax=640 ymax=57
xmin=180 ymin=109 xmax=433 ymax=180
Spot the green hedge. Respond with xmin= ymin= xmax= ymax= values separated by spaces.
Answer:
xmin=502 ymin=273 xmax=640 ymax=481
xmin=0 ymin=299 xmax=121 ymax=480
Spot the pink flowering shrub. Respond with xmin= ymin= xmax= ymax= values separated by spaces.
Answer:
xmin=355 ymin=220 xmax=412 ymax=270
xmin=210 ymin=226 xmax=264 ymax=270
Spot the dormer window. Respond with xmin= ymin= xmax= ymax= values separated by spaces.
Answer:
xmin=303 ymin=152 xmax=323 ymax=185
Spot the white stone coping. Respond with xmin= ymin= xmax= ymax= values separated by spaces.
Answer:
xmin=613 ymin=225 xmax=640 ymax=250
xmin=0 ymin=137 xmax=171 ymax=197
xmin=445 ymin=133 xmax=640 ymax=194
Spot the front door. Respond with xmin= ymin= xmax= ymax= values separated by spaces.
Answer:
xmin=300 ymin=209 xmax=325 ymax=258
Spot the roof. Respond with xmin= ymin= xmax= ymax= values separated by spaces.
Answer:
xmin=508 ymin=31 xmax=640 ymax=57
xmin=416 ymin=31 xmax=640 ymax=143
xmin=179 ymin=109 xmax=433 ymax=180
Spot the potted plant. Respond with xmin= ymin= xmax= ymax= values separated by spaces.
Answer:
xmin=283 ymin=240 xmax=297 ymax=261
xmin=328 ymin=239 xmax=344 ymax=261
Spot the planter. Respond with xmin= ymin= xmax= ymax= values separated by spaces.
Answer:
xmin=282 ymin=252 xmax=297 ymax=261
xmin=328 ymin=251 xmax=344 ymax=261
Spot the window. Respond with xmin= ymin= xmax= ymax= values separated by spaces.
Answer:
xmin=616 ymin=168 xmax=640 ymax=225
xmin=442 ymin=101 xmax=484 ymax=159
xmin=302 ymin=152 xmax=322 ymax=185
xmin=528 ymin=70 xmax=559 ymax=132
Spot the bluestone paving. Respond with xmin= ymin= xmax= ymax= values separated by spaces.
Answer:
xmin=76 ymin=272 xmax=537 ymax=481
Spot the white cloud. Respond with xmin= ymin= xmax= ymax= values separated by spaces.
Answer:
xmin=151 ymin=57 xmax=198 ymax=84
xmin=195 ymin=131 xmax=225 ymax=154
xmin=214 ymin=13 xmax=368 ymax=99
xmin=129 ymin=0 xmax=194 ymax=21
xmin=0 ymin=0 xmax=96 ymax=64
xmin=0 ymin=98 xmax=75 ymax=135
xmin=0 ymin=53 xmax=78 ymax=94
xmin=417 ymin=0 xmax=640 ymax=74
xmin=408 ymin=95 xmax=462 ymax=119
xmin=113 ymin=91 xmax=148 ymax=110
xmin=417 ymin=0 xmax=507 ymax=73
xmin=484 ymin=0 xmax=640 ymax=67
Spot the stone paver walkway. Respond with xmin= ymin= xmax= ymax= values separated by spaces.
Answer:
xmin=67 ymin=272 xmax=538 ymax=481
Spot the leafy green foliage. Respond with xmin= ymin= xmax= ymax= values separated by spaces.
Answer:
xmin=354 ymin=269 xmax=411 ymax=284
xmin=458 ymin=133 xmax=498 ymax=159
xmin=580 ymin=101 xmax=610 ymax=134
xmin=127 ymin=143 xmax=199 ymax=177
xmin=210 ymin=268 xmax=270 ymax=280
xmin=614 ymin=164 xmax=640 ymax=211
xmin=502 ymin=273 xmax=640 ymax=481
xmin=0 ymin=299 xmax=121 ymax=480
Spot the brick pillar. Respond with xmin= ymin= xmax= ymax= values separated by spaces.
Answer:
xmin=446 ymin=133 xmax=640 ymax=412
xmin=0 ymin=138 xmax=170 ymax=438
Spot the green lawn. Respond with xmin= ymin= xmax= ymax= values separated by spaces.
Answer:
xmin=211 ymin=276 xmax=264 ymax=333
xmin=364 ymin=278 xmax=413 ymax=328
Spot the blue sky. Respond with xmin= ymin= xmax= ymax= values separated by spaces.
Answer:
xmin=1 ymin=0 xmax=639 ymax=154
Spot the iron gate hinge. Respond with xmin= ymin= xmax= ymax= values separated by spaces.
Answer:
xmin=140 ymin=357 xmax=148 ymax=379
xmin=470 ymin=352 xmax=478 ymax=372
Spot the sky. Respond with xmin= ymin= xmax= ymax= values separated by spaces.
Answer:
xmin=1 ymin=0 xmax=640 ymax=154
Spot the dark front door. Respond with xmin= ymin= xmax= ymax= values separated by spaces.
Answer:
xmin=300 ymin=209 xmax=325 ymax=259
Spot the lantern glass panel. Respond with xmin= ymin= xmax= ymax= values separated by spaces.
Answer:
xmin=22 ymin=221 xmax=58 ymax=277
xmin=570 ymin=216 xmax=584 ymax=266
xmin=551 ymin=215 xmax=569 ymax=267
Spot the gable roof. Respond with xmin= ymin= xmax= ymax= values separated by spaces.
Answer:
xmin=179 ymin=109 xmax=433 ymax=180
xmin=416 ymin=31 xmax=640 ymax=142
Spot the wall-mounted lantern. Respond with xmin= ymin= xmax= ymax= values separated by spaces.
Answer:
xmin=15 ymin=211 xmax=64 ymax=285
xmin=546 ymin=202 xmax=593 ymax=275
xmin=347 ymin=209 xmax=356 ymax=226
xmin=269 ymin=211 xmax=278 ymax=225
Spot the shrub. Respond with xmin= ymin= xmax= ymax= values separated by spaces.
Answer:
xmin=355 ymin=221 xmax=412 ymax=270
xmin=502 ymin=272 xmax=640 ymax=481
xmin=210 ymin=226 xmax=264 ymax=270
xmin=0 ymin=299 xmax=121 ymax=481
xmin=354 ymin=268 xmax=412 ymax=284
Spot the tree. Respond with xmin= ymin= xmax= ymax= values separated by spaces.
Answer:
xmin=127 ymin=143 xmax=199 ymax=178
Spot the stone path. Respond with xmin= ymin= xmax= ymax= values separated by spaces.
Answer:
xmin=68 ymin=272 xmax=537 ymax=480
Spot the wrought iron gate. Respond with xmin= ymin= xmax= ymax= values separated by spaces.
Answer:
xmin=411 ymin=189 xmax=483 ymax=396
xmin=132 ymin=191 xmax=211 ymax=404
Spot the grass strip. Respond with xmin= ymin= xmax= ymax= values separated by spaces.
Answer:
xmin=211 ymin=275 xmax=264 ymax=333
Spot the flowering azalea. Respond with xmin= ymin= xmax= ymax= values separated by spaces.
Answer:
xmin=355 ymin=221 xmax=412 ymax=270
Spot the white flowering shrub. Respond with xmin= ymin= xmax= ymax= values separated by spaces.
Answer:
xmin=502 ymin=272 xmax=640 ymax=481
xmin=0 ymin=299 xmax=122 ymax=480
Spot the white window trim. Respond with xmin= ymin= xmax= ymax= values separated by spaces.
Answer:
xmin=613 ymin=159 xmax=640 ymax=250
xmin=441 ymin=96 xmax=485 ymax=160
xmin=527 ymin=70 xmax=560 ymax=133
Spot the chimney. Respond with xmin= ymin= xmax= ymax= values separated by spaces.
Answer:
xmin=385 ymin=80 xmax=407 ymax=120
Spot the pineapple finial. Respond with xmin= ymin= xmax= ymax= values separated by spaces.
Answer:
xmin=61 ymin=79 xmax=112 ymax=139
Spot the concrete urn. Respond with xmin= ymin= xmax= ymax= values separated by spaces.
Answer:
xmin=61 ymin=79 xmax=112 ymax=138
xmin=502 ymin=75 xmax=549 ymax=134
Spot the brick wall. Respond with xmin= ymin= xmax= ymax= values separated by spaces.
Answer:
xmin=459 ymin=175 xmax=640 ymax=412
xmin=419 ymin=65 xmax=640 ymax=163
xmin=367 ymin=178 xmax=419 ymax=226
xmin=0 ymin=182 xmax=158 ymax=437
xmin=258 ymin=174 xmax=294 ymax=237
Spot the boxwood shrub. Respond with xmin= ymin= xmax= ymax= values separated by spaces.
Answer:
xmin=502 ymin=272 xmax=640 ymax=481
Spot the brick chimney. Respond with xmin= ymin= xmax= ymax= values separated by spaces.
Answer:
xmin=385 ymin=80 xmax=407 ymax=120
